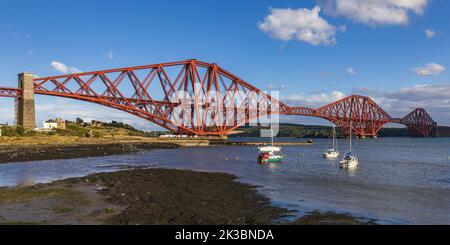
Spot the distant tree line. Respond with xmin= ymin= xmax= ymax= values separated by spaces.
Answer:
xmin=233 ymin=124 xmax=412 ymax=138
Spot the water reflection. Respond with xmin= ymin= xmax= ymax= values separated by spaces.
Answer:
xmin=342 ymin=165 xmax=358 ymax=176
xmin=266 ymin=163 xmax=281 ymax=172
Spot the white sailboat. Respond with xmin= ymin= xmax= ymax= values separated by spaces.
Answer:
xmin=339 ymin=123 xmax=358 ymax=169
xmin=323 ymin=125 xmax=339 ymax=159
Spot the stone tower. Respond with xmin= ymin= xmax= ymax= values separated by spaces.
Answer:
xmin=16 ymin=73 xmax=36 ymax=129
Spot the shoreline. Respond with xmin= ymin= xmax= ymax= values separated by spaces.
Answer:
xmin=0 ymin=137 xmax=315 ymax=164
xmin=0 ymin=141 xmax=178 ymax=164
xmin=0 ymin=168 xmax=375 ymax=225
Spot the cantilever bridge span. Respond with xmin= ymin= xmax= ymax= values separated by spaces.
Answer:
xmin=0 ymin=59 xmax=438 ymax=137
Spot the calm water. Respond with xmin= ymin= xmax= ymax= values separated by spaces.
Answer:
xmin=1 ymin=137 xmax=450 ymax=224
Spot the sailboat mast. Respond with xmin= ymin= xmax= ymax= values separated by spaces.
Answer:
xmin=349 ymin=122 xmax=352 ymax=152
xmin=332 ymin=125 xmax=336 ymax=150
xmin=271 ymin=124 xmax=274 ymax=147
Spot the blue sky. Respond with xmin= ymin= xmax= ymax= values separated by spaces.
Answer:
xmin=0 ymin=0 xmax=449 ymax=129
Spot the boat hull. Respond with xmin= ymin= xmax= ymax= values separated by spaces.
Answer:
xmin=323 ymin=151 xmax=340 ymax=159
xmin=258 ymin=156 xmax=284 ymax=164
xmin=339 ymin=157 xmax=358 ymax=169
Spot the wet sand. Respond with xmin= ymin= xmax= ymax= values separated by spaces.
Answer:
xmin=0 ymin=168 xmax=373 ymax=225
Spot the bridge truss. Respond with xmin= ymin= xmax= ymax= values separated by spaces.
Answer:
xmin=0 ymin=59 xmax=439 ymax=137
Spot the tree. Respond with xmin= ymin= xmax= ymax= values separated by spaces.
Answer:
xmin=75 ymin=117 xmax=84 ymax=124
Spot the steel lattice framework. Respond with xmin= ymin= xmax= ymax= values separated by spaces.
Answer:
xmin=401 ymin=108 xmax=437 ymax=137
xmin=0 ymin=87 xmax=21 ymax=97
xmin=0 ymin=59 xmax=439 ymax=137
xmin=314 ymin=95 xmax=393 ymax=137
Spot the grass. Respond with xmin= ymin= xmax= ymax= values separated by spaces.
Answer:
xmin=102 ymin=207 xmax=114 ymax=214
xmin=0 ymin=122 xmax=153 ymax=146
xmin=0 ymin=187 xmax=90 ymax=206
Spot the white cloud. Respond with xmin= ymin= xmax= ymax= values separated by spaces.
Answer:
xmin=50 ymin=61 xmax=68 ymax=73
xmin=258 ymin=6 xmax=337 ymax=46
xmin=322 ymin=0 xmax=430 ymax=26
xmin=425 ymin=28 xmax=435 ymax=39
xmin=355 ymin=84 xmax=450 ymax=123
xmin=411 ymin=63 xmax=446 ymax=76
xmin=386 ymin=84 xmax=450 ymax=102
xmin=50 ymin=61 xmax=82 ymax=74
xmin=283 ymin=90 xmax=346 ymax=107
xmin=69 ymin=67 xmax=82 ymax=74
xmin=347 ymin=67 xmax=356 ymax=75
xmin=105 ymin=51 xmax=113 ymax=60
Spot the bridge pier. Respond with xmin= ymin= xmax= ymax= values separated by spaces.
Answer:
xmin=15 ymin=73 xmax=36 ymax=129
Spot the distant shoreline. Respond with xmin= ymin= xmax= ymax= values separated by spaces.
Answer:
xmin=0 ymin=141 xmax=178 ymax=164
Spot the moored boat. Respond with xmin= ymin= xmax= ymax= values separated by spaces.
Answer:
xmin=323 ymin=125 xmax=339 ymax=159
xmin=257 ymin=151 xmax=284 ymax=164
xmin=339 ymin=122 xmax=358 ymax=169
xmin=257 ymin=125 xmax=284 ymax=164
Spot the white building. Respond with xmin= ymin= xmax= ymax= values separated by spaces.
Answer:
xmin=43 ymin=119 xmax=58 ymax=129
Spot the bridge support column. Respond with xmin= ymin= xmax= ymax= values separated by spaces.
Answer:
xmin=16 ymin=73 xmax=36 ymax=129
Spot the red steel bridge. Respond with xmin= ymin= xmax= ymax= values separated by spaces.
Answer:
xmin=0 ymin=59 xmax=438 ymax=137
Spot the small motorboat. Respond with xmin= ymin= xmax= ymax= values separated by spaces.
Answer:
xmin=257 ymin=125 xmax=284 ymax=164
xmin=323 ymin=125 xmax=339 ymax=159
xmin=257 ymin=151 xmax=284 ymax=164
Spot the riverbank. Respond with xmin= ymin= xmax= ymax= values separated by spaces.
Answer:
xmin=0 ymin=168 xmax=374 ymax=225
xmin=0 ymin=139 xmax=178 ymax=163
